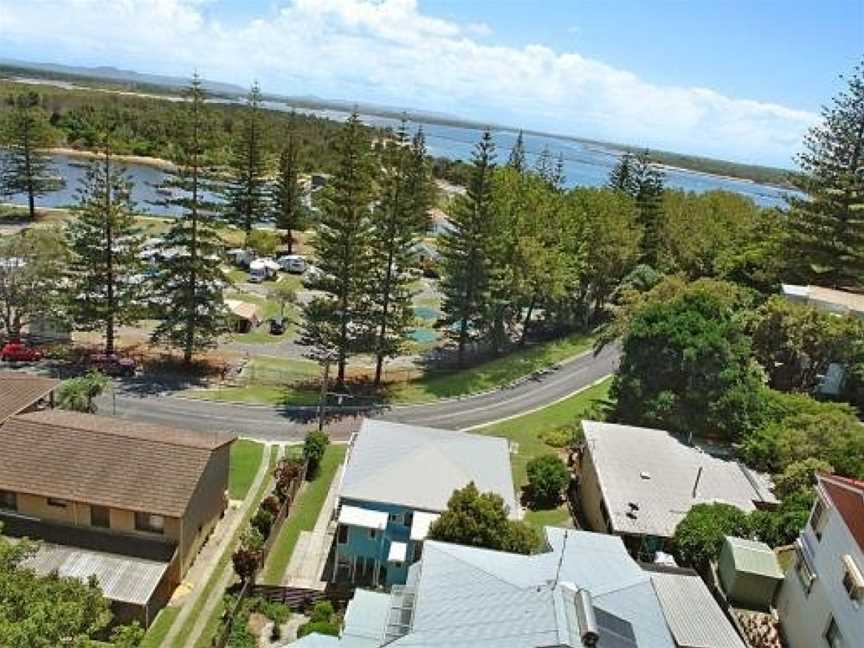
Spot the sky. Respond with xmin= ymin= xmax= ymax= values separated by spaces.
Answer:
xmin=0 ymin=0 xmax=861 ymax=167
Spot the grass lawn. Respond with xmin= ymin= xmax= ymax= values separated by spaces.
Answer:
xmin=229 ymin=439 xmax=265 ymax=500
xmin=186 ymin=383 xmax=319 ymax=406
xmin=388 ymin=332 xmax=596 ymax=404
xmin=139 ymin=606 xmax=180 ymax=648
xmin=259 ymin=444 xmax=347 ymax=584
xmin=476 ymin=377 xmax=613 ymax=531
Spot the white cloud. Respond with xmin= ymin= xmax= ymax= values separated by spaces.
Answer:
xmin=0 ymin=0 xmax=816 ymax=164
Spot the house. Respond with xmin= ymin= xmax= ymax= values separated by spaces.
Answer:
xmin=332 ymin=419 xmax=518 ymax=587
xmin=225 ymin=298 xmax=262 ymax=333
xmin=298 ymin=527 xmax=677 ymax=647
xmin=776 ymin=474 xmax=864 ymax=648
xmin=0 ymin=371 xmax=59 ymax=424
xmin=781 ymin=283 xmax=864 ymax=319
xmin=717 ymin=536 xmax=784 ymax=609
xmin=644 ymin=563 xmax=747 ymax=648
xmin=0 ymin=409 xmax=235 ymax=626
xmin=577 ymin=421 xmax=777 ymax=559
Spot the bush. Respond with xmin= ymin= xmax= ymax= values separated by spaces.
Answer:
xmin=673 ymin=503 xmax=750 ymax=571
xmin=309 ymin=600 xmax=334 ymax=623
xmin=297 ymin=620 xmax=340 ymax=638
xmin=526 ymin=454 xmax=570 ymax=506
xmin=539 ymin=424 xmax=577 ymax=448
xmin=261 ymin=495 xmax=281 ymax=516
xmin=303 ymin=430 xmax=329 ymax=477
xmin=773 ymin=458 xmax=833 ymax=499
xmin=274 ymin=455 xmax=305 ymax=502
xmin=232 ymin=528 xmax=264 ymax=581
xmin=251 ymin=508 xmax=275 ymax=536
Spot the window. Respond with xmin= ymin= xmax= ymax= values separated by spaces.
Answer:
xmin=824 ymin=616 xmax=845 ymax=648
xmin=393 ymin=561 xmax=403 ymax=569
xmin=337 ymin=524 xmax=348 ymax=544
xmin=795 ymin=545 xmax=816 ymax=594
xmin=413 ymin=542 xmax=423 ymax=563
xmin=369 ymin=528 xmax=378 ymax=539
xmin=404 ymin=511 xmax=413 ymax=528
xmin=842 ymin=555 xmax=864 ymax=603
xmin=0 ymin=490 xmax=17 ymax=511
xmin=47 ymin=497 xmax=68 ymax=508
xmin=389 ymin=513 xmax=403 ymax=525
xmin=134 ymin=512 xmax=165 ymax=534
xmin=91 ymin=506 xmax=110 ymax=529
xmin=811 ymin=497 xmax=828 ymax=540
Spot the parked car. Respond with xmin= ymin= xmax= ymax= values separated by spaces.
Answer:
xmin=277 ymin=254 xmax=307 ymax=274
xmin=269 ymin=316 xmax=286 ymax=335
xmin=248 ymin=267 xmax=267 ymax=283
xmin=90 ymin=353 xmax=137 ymax=377
xmin=0 ymin=340 xmax=42 ymax=362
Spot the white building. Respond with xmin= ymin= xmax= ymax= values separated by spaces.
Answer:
xmin=776 ymin=474 xmax=864 ymax=648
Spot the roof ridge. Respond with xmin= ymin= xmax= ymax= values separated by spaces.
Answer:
xmin=429 ymin=542 xmax=545 ymax=590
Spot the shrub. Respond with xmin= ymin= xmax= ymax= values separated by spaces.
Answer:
xmin=232 ymin=528 xmax=264 ymax=581
xmin=526 ymin=454 xmax=570 ymax=506
xmin=261 ymin=495 xmax=281 ymax=516
xmin=539 ymin=424 xmax=577 ymax=448
xmin=309 ymin=600 xmax=334 ymax=623
xmin=303 ymin=430 xmax=330 ymax=477
xmin=773 ymin=458 xmax=833 ymax=499
xmin=251 ymin=508 xmax=275 ymax=536
xmin=274 ymin=455 xmax=305 ymax=502
xmin=673 ymin=503 xmax=750 ymax=571
xmin=297 ymin=620 xmax=339 ymax=638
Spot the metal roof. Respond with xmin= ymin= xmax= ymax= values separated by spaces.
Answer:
xmin=723 ymin=536 xmax=784 ymax=580
xmin=782 ymin=284 xmax=864 ymax=317
xmin=409 ymin=511 xmax=440 ymax=541
xmin=340 ymin=419 xmax=518 ymax=516
xmin=25 ymin=542 xmax=169 ymax=606
xmin=339 ymin=504 xmax=388 ymax=530
xmin=388 ymin=542 xmax=407 ymax=563
xmin=583 ymin=421 xmax=777 ymax=538
xmin=648 ymin=567 xmax=746 ymax=648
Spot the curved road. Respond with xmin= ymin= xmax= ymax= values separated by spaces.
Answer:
xmin=97 ymin=344 xmax=620 ymax=442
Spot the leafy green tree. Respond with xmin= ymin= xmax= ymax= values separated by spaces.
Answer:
xmin=149 ymin=74 xmax=230 ymax=364
xmin=612 ymin=289 xmax=765 ymax=440
xmin=526 ymin=454 xmax=570 ymax=505
xmin=223 ymin=82 xmax=270 ymax=241
xmin=715 ymin=206 xmax=789 ymax=294
xmin=269 ymin=282 xmax=297 ymax=318
xmin=369 ymin=122 xmax=431 ymax=384
xmin=246 ymin=229 xmax=280 ymax=257
xmin=786 ymin=59 xmax=864 ymax=288
xmin=298 ymin=112 xmax=377 ymax=388
xmin=272 ymin=120 xmax=304 ymax=254
xmin=773 ymin=458 xmax=834 ymax=499
xmin=66 ymin=148 xmax=143 ymax=354
xmin=302 ymin=430 xmax=329 ymax=477
xmin=507 ymin=130 xmax=526 ymax=172
xmin=232 ymin=527 xmax=264 ymax=582
xmin=748 ymin=490 xmax=815 ymax=548
xmin=439 ymin=130 xmax=496 ymax=366
xmin=0 ymin=92 xmax=57 ymax=219
xmin=110 ymin=621 xmax=145 ymax=647
xmin=0 ymin=228 xmax=67 ymax=340
xmin=57 ymin=371 xmax=110 ymax=414
xmin=673 ymin=503 xmax=750 ymax=572
xmin=428 ymin=482 xmax=538 ymax=554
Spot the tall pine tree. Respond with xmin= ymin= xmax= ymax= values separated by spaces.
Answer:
xmin=787 ymin=59 xmax=864 ymax=288
xmin=507 ymin=130 xmax=527 ymax=172
xmin=67 ymin=146 xmax=143 ymax=355
xmin=298 ymin=112 xmax=377 ymax=388
xmin=439 ymin=129 xmax=496 ymax=367
xmin=369 ymin=121 xmax=433 ymax=385
xmin=607 ymin=152 xmax=637 ymax=194
xmin=223 ymin=81 xmax=269 ymax=242
xmin=272 ymin=116 xmax=304 ymax=254
xmin=0 ymin=92 xmax=56 ymax=219
xmin=150 ymin=74 xmax=230 ymax=364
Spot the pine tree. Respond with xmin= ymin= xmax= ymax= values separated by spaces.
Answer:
xmin=67 ymin=147 xmax=143 ymax=355
xmin=0 ymin=92 xmax=57 ymax=219
xmin=223 ymin=81 xmax=270 ymax=242
xmin=439 ymin=129 xmax=496 ymax=367
xmin=787 ymin=59 xmax=864 ymax=288
xmin=369 ymin=121 xmax=433 ymax=385
xmin=552 ymin=152 xmax=566 ymax=191
xmin=272 ymin=116 xmax=304 ymax=254
xmin=630 ymin=150 xmax=666 ymax=267
xmin=534 ymin=145 xmax=554 ymax=184
xmin=607 ymin=152 xmax=637 ymax=194
xmin=508 ymin=130 xmax=526 ymax=172
xmin=298 ymin=112 xmax=377 ymax=388
xmin=150 ymin=74 xmax=230 ymax=364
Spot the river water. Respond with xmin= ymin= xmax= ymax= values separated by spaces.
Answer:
xmin=4 ymin=107 xmax=791 ymax=215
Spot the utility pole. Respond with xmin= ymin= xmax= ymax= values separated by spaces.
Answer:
xmin=317 ymin=353 xmax=332 ymax=433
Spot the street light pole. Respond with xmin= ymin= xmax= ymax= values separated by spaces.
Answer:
xmin=317 ymin=354 xmax=332 ymax=434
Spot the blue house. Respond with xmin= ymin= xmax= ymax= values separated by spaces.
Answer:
xmin=331 ymin=419 xmax=519 ymax=587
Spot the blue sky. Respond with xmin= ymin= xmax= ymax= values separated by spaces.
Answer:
xmin=1 ymin=0 xmax=861 ymax=166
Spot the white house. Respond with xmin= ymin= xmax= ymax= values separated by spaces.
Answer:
xmin=776 ymin=474 xmax=864 ymax=648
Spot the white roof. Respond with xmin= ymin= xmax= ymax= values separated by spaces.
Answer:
xmin=339 ymin=504 xmax=388 ymax=530
xmin=782 ymin=283 xmax=864 ymax=317
xmin=250 ymin=257 xmax=281 ymax=271
xmin=409 ymin=511 xmax=440 ymax=541
xmin=388 ymin=541 xmax=407 ymax=562
xmin=583 ymin=421 xmax=776 ymax=538
xmin=340 ymin=419 xmax=518 ymax=516
xmin=25 ymin=543 xmax=169 ymax=606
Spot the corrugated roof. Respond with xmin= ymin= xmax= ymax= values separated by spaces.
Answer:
xmin=819 ymin=474 xmax=864 ymax=552
xmin=0 ymin=371 xmax=59 ymax=423
xmin=583 ymin=421 xmax=777 ymax=538
xmin=409 ymin=511 xmax=440 ymax=541
xmin=225 ymin=299 xmax=260 ymax=320
xmin=343 ymin=590 xmax=390 ymax=647
xmin=25 ymin=542 xmax=169 ymax=606
xmin=647 ymin=567 xmax=746 ymax=648
xmin=723 ymin=536 xmax=784 ymax=580
xmin=339 ymin=505 xmax=388 ymax=530
xmin=0 ymin=410 xmax=234 ymax=517
xmin=340 ymin=419 xmax=518 ymax=516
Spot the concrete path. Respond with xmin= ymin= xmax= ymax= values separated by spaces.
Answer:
xmin=161 ymin=442 xmax=275 ymax=648
xmin=279 ymin=464 xmax=342 ymax=589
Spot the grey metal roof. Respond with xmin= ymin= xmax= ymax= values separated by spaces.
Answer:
xmin=582 ymin=421 xmax=777 ymax=538
xmin=648 ymin=568 xmax=746 ymax=648
xmin=723 ymin=536 xmax=784 ymax=580
xmin=25 ymin=542 xmax=169 ymax=606
xmin=339 ymin=419 xmax=518 ymax=516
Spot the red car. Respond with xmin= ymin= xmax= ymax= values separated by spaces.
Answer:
xmin=89 ymin=353 xmax=137 ymax=377
xmin=0 ymin=340 xmax=43 ymax=362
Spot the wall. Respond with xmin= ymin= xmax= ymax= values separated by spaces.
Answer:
xmin=578 ymin=448 xmax=610 ymax=535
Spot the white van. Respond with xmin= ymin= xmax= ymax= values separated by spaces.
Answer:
xmin=278 ymin=254 xmax=307 ymax=274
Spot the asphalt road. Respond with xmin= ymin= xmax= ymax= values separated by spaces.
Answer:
xmin=95 ymin=344 xmax=620 ymax=442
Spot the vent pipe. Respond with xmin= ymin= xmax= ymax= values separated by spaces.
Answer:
xmin=574 ymin=589 xmax=599 ymax=647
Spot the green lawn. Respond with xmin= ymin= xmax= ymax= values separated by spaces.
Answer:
xmin=139 ymin=606 xmax=180 ymax=648
xmin=388 ymin=332 xmax=596 ymax=404
xmin=186 ymin=383 xmax=319 ymax=406
xmin=260 ymin=444 xmax=347 ymax=585
xmin=229 ymin=440 xmax=265 ymax=500
xmin=476 ymin=377 xmax=613 ymax=532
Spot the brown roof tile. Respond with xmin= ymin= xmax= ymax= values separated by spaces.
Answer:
xmin=0 ymin=372 xmax=60 ymax=423
xmin=819 ymin=474 xmax=864 ymax=552
xmin=0 ymin=410 xmax=235 ymax=517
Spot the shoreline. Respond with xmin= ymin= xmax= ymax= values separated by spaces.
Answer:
xmin=46 ymin=147 xmax=176 ymax=171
